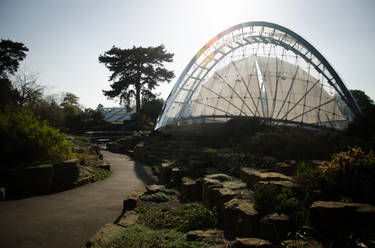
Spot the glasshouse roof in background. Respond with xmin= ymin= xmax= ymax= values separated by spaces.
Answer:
xmin=100 ymin=107 xmax=135 ymax=122
xmin=156 ymin=21 xmax=360 ymax=131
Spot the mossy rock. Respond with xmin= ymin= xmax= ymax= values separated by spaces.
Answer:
xmin=206 ymin=173 xmax=232 ymax=182
xmin=222 ymin=179 xmax=247 ymax=190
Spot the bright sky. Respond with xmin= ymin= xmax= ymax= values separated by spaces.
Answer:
xmin=1 ymin=0 xmax=374 ymax=109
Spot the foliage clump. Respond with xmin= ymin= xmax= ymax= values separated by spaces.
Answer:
xmin=94 ymin=225 xmax=205 ymax=248
xmin=0 ymin=109 xmax=72 ymax=169
xmin=319 ymin=147 xmax=374 ymax=180
xmin=318 ymin=147 xmax=375 ymax=202
xmin=137 ymin=203 xmax=218 ymax=232
xmin=92 ymin=168 xmax=111 ymax=182
xmin=253 ymin=184 xmax=299 ymax=217
xmin=140 ymin=192 xmax=170 ymax=203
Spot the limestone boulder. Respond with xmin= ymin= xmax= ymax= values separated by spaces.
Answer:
xmin=238 ymin=167 xmax=292 ymax=187
xmin=222 ymin=199 xmax=259 ymax=236
xmin=259 ymin=213 xmax=292 ymax=242
xmin=123 ymin=193 xmax=141 ymax=212
xmin=117 ymin=210 xmax=139 ymax=227
xmin=274 ymin=160 xmax=296 ymax=176
xmin=170 ymin=167 xmax=183 ymax=186
xmin=257 ymin=180 xmax=299 ymax=192
xmin=211 ymin=187 xmax=237 ymax=215
xmin=202 ymin=177 xmax=223 ymax=209
xmin=309 ymin=201 xmax=375 ymax=235
xmin=15 ymin=164 xmax=54 ymax=194
xmin=146 ymin=184 xmax=165 ymax=194
xmin=181 ymin=177 xmax=202 ymax=201
xmin=159 ymin=162 xmax=171 ymax=184
xmin=53 ymin=159 xmax=79 ymax=189
xmin=186 ymin=229 xmax=224 ymax=241
xmin=86 ymin=223 xmax=126 ymax=247
xmin=98 ymin=162 xmax=110 ymax=171
xmin=232 ymin=237 xmax=273 ymax=248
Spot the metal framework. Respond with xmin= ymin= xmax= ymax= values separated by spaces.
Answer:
xmin=155 ymin=22 xmax=360 ymax=130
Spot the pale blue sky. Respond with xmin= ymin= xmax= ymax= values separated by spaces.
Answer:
xmin=1 ymin=0 xmax=374 ymax=108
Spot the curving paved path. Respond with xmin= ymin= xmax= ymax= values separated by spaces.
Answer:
xmin=0 ymin=151 xmax=156 ymax=248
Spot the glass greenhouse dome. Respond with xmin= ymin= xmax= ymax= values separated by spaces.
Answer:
xmin=156 ymin=22 xmax=360 ymax=130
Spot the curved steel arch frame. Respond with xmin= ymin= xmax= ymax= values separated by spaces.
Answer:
xmin=156 ymin=21 xmax=360 ymax=130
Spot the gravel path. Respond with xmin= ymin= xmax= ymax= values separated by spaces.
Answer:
xmin=0 ymin=150 xmax=155 ymax=248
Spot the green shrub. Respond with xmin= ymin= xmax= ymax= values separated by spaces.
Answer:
xmin=275 ymin=188 xmax=299 ymax=215
xmin=253 ymin=184 xmax=299 ymax=216
xmin=253 ymin=184 xmax=280 ymax=216
xmin=140 ymin=192 xmax=170 ymax=202
xmin=92 ymin=168 xmax=111 ymax=181
xmin=137 ymin=203 xmax=218 ymax=232
xmin=176 ymin=203 xmax=218 ymax=232
xmin=0 ymin=109 xmax=72 ymax=169
xmin=297 ymin=160 xmax=318 ymax=177
xmin=94 ymin=225 xmax=205 ymax=248
xmin=318 ymin=147 xmax=375 ymax=202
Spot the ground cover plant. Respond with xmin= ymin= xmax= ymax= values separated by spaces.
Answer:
xmin=92 ymin=225 xmax=206 ymax=248
xmin=91 ymin=168 xmax=111 ymax=182
xmin=137 ymin=202 xmax=218 ymax=232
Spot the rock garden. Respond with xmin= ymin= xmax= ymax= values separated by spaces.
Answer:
xmin=88 ymin=120 xmax=375 ymax=248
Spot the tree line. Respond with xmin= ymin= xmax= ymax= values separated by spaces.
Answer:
xmin=0 ymin=39 xmax=107 ymax=135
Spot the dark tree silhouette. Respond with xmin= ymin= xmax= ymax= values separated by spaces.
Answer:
xmin=98 ymin=45 xmax=174 ymax=114
xmin=61 ymin=92 xmax=79 ymax=106
xmin=350 ymin=89 xmax=375 ymax=113
xmin=0 ymin=39 xmax=28 ymax=109
xmin=347 ymin=89 xmax=375 ymax=139
xmin=0 ymin=39 xmax=29 ymax=78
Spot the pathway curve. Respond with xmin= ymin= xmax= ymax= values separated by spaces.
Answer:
xmin=0 ymin=151 xmax=155 ymax=248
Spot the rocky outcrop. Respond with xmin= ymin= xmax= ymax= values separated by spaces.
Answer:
xmin=86 ymin=223 xmax=126 ymax=247
xmin=117 ymin=210 xmax=139 ymax=227
xmin=186 ymin=229 xmax=224 ymax=241
xmin=256 ymin=180 xmax=299 ymax=192
xmin=309 ymin=201 xmax=375 ymax=235
xmin=211 ymin=187 xmax=237 ymax=215
xmin=159 ymin=162 xmax=172 ymax=184
xmin=53 ymin=159 xmax=79 ymax=190
xmin=274 ymin=160 xmax=296 ymax=176
xmin=259 ymin=213 xmax=291 ymax=242
xmin=146 ymin=184 xmax=165 ymax=194
xmin=222 ymin=199 xmax=260 ymax=236
xmin=181 ymin=177 xmax=202 ymax=201
xmin=238 ymin=168 xmax=292 ymax=187
xmin=202 ymin=177 xmax=223 ymax=209
xmin=123 ymin=192 xmax=141 ymax=212
xmin=14 ymin=164 xmax=54 ymax=194
xmin=232 ymin=237 xmax=273 ymax=248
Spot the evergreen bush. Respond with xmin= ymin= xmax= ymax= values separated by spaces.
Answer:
xmin=0 ymin=109 xmax=72 ymax=169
